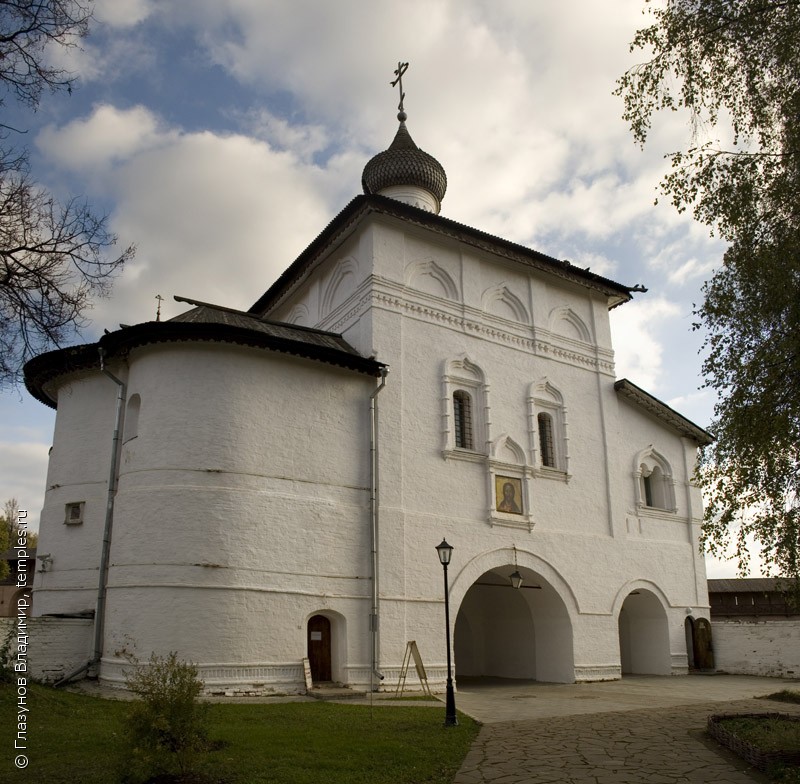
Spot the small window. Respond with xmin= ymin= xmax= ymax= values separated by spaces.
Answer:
xmin=64 ymin=502 xmax=84 ymax=525
xmin=640 ymin=465 xmax=668 ymax=508
xmin=538 ymin=413 xmax=555 ymax=468
xmin=453 ymin=390 xmax=474 ymax=450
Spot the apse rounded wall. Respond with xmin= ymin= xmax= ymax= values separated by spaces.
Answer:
xmin=33 ymin=370 xmax=129 ymax=617
xmin=96 ymin=341 xmax=373 ymax=691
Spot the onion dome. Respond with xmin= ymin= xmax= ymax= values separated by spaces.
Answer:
xmin=361 ymin=111 xmax=447 ymax=214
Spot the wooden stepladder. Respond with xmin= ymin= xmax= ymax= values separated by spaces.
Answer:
xmin=395 ymin=640 xmax=432 ymax=697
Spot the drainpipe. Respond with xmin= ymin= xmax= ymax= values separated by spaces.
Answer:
xmin=370 ymin=367 xmax=388 ymax=692
xmin=55 ymin=347 xmax=125 ymax=687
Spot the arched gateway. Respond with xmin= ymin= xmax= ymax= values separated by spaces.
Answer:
xmin=452 ymin=550 xmax=575 ymax=683
xmin=617 ymin=587 xmax=671 ymax=675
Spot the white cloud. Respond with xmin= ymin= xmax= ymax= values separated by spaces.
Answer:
xmin=241 ymin=109 xmax=329 ymax=162
xmin=610 ymin=297 xmax=681 ymax=389
xmin=37 ymin=105 xmax=170 ymax=171
xmin=35 ymin=104 xmax=342 ymax=327
xmin=93 ymin=0 xmax=156 ymax=27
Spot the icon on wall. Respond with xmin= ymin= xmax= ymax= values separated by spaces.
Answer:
xmin=495 ymin=476 xmax=522 ymax=514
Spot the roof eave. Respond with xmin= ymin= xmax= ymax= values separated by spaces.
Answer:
xmin=249 ymin=194 xmax=639 ymax=316
xmin=614 ymin=378 xmax=714 ymax=446
xmin=24 ymin=318 xmax=385 ymax=408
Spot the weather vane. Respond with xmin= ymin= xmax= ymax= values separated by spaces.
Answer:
xmin=155 ymin=294 xmax=164 ymax=322
xmin=391 ymin=61 xmax=409 ymax=121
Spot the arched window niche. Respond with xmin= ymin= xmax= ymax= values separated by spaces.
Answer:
xmin=528 ymin=379 xmax=570 ymax=479
xmin=634 ymin=447 xmax=677 ymax=513
xmin=123 ymin=393 xmax=141 ymax=443
xmin=442 ymin=355 xmax=490 ymax=460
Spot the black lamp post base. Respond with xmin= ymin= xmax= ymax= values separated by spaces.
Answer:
xmin=444 ymin=679 xmax=458 ymax=726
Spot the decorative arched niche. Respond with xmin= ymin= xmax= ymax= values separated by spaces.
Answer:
xmin=123 ymin=394 xmax=141 ymax=443
xmin=321 ymin=257 xmax=359 ymax=318
xmin=548 ymin=306 xmax=591 ymax=343
xmin=285 ymin=303 xmax=311 ymax=327
xmin=404 ymin=259 xmax=458 ymax=301
xmin=633 ymin=446 xmax=677 ymax=512
xmin=481 ymin=284 xmax=529 ymax=324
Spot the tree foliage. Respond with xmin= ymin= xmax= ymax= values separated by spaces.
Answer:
xmin=0 ymin=0 xmax=133 ymax=387
xmin=617 ymin=0 xmax=800 ymax=580
xmin=0 ymin=498 xmax=11 ymax=581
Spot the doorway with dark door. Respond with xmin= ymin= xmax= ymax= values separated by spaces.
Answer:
xmin=307 ymin=614 xmax=332 ymax=683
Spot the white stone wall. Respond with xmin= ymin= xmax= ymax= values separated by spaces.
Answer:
xmin=270 ymin=212 xmax=710 ymax=687
xmin=712 ymin=619 xmax=800 ymax=679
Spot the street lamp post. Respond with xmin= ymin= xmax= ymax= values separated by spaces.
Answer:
xmin=435 ymin=538 xmax=458 ymax=727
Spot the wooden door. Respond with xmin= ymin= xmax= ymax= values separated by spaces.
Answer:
xmin=307 ymin=614 xmax=332 ymax=682
xmin=693 ymin=618 xmax=715 ymax=671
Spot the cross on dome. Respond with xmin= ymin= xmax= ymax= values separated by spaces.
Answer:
xmin=361 ymin=61 xmax=447 ymax=214
xmin=391 ymin=61 xmax=409 ymax=121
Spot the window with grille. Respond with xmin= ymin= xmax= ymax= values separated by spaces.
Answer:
xmin=538 ymin=413 xmax=555 ymax=467
xmin=453 ymin=390 xmax=474 ymax=450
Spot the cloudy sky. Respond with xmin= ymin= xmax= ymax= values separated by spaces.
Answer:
xmin=0 ymin=0 xmax=756 ymax=576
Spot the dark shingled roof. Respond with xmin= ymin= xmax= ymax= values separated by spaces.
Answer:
xmin=250 ymin=194 xmax=642 ymax=316
xmin=708 ymin=578 xmax=790 ymax=593
xmin=362 ymin=121 xmax=447 ymax=202
xmin=24 ymin=297 xmax=385 ymax=408
xmin=614 ymin=378 xmax=713 ymax=446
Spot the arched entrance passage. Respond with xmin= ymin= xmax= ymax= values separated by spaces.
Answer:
xmin=454 ymin=565 xmax=574 ymax=683
xmin=618 ymin=589 xmax=671 ymax=675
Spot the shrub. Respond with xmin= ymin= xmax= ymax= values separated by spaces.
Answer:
xmin=123 ymin=652 xmax=211 ymax=782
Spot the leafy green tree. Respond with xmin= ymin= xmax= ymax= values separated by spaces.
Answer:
xmin=617 ymin=0 xmax=800 ymax=581
xmin=0 ymin=0 xmax=133 ymax=388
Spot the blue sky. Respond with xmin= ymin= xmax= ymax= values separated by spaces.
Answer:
xmin=0 ymin=0 xmax=755 ymax=576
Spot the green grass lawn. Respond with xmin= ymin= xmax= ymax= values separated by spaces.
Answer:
xmin=718 ymin=693 xmax=800 ymax=784
xmin=0 ymin=683 xmax=479 ymax=784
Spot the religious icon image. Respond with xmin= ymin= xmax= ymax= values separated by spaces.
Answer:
xmin=495 ymin=476 xmax=523 ymax=514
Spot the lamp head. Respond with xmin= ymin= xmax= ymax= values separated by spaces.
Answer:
xmin=435 ymin=539 xmax=453 ymax=566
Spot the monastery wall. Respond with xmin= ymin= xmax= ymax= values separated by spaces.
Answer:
xmin=711 ymin=619 xmax=800 ymax=679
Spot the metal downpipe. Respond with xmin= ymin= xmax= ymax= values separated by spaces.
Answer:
xmin=369 ymin=368 xmax=388 ymax=692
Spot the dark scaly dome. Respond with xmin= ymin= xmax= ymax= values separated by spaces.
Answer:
xmin=361 ymin=113 xmax=447 ymax=205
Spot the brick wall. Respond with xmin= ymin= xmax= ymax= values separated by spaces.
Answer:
xmin=22 ymin=617 xmax=93 ymax=683
xmin=712 ymin=619 xmax=800 ymax=679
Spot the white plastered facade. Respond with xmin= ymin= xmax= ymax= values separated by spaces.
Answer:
xmin=29 ymin=204 xmax=711 ymax=693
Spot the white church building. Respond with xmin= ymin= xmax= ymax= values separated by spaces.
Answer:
xmin=25 ymin=96 xmax=714 ymax=693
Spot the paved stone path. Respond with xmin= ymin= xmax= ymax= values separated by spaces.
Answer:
xmin=452 ymin=683 xmax=800 ymax=784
